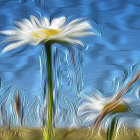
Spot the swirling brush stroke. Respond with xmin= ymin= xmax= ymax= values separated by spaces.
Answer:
xmin=0 ymin=0 xmax=140 ymax=128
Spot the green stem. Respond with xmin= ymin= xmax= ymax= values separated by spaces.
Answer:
xmin=107 ymin=116 xmax=118 ymax=140
xmin=44 ymin=42 xmax=53 ymax=140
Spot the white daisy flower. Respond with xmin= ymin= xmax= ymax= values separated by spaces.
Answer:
xmin=78 ymin=93 xmax=129 ymax=123
xmin=78 ymin=92 xmax=130 ymax=136
xmin=0 ymin=15 xmax=96 ymax=53
xmin=77 ymin=70 xmax=140 ymax=137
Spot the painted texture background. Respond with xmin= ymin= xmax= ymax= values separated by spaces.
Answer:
xmin=0 ymin=0 xmax=140 ymax=128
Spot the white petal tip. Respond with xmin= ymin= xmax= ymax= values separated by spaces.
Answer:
xmin=0 ymin=30 xmax=13 ymax=35
xmin=0 ymin=31 xmax=6 ymax=34
xmin=1 ymin=41 xmax=26 ymax=54
xmin=86 ymin=31 xmax=99 ymax=37
xmin=78 ymin=42 xmax=84 ymax=47
xmin=73 ymin=40 xmax=84 ymax=47
xmin=74 ymin=41 xmax=84 ymax=47
xmin=2 ymin=50 xmax=7 ymax=54
xmin=2 ymin=48 xmax=8 ymax=54
xmin=87 ymin=32 xmax=97 ymax=36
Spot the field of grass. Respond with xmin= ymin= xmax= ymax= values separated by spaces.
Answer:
xmin=0 ymin=127 xmax=139 ymax=140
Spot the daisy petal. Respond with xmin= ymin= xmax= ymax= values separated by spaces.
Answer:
xmin=2 ymin=41 xmax=27 ymax=53
xmin=62 ymin=18 xmax=83 ymax=32
xmin=74 ymin=21 xmax=92 ymax=30
xmin=78 ymin=108 xmax=99 ymax=116
xmin=78 ymin=103 xmax=93 ymax=112
xmin=63 ymin=38 xmax=84 ymax=46
xmin=42 ymin=17 xmax=50 ymax=27
xmin=15 ymin=21 xmax=30 ymax=31
xmin=62 ymin=31 xmax=96 ymax=38
xmin=84 ymin=113 xmax=98 ymax=122
xmin=22 ymin=18 xmax=34 ymax=29
xmin=78 ymin=102 xmax=101 ymax=113
xmin=30 ymin=15 xmax=41 ymax=27
xmin=51 ymin=16 xmax=66 ymax=28
xmin=70 ymin=32 xmax=95 ymax=37
xmin=0 ymin=30 xmax=16 ymax=35
xmin=64 ymin=21 xmax=92 ymax=35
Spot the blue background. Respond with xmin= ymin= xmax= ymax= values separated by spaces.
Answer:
xmin=0 ymin=0 xmax=140 ymax=128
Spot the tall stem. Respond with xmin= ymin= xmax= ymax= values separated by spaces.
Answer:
xmin=44 ymin=42 xmax=53 ymax=140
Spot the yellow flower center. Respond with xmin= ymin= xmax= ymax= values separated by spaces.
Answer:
xmin=32 ymin=29 xmax=61 ymax=39
xmin=104 ymin=102 xmax=129 ymax=114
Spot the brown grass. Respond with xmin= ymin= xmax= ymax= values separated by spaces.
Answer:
xmin=0 ymin=126 xmax=139 ymax=140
